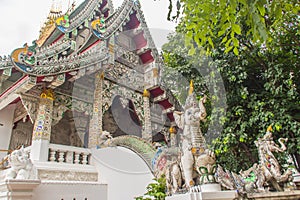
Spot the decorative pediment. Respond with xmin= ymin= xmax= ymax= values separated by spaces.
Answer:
xmin=19 ymin=93 xmax=39 ymax=123
xmin=13 ymin=101 xmax=28 ymax=123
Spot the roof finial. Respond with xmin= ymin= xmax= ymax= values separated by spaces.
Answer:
xmin=267 ymin=125 xmax=273 ymax=132
xmin=189 ymin=80 xmax=194 ymax=95
xmin=48 ymin=0 xmax=62 ymax=20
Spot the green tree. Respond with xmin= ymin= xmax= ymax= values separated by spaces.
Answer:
xmin=162 ymin=11 xmax=300 ymax=171
xmin=166 ymin=0 xmax=299 ymax=55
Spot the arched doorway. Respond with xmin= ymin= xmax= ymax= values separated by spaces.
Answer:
xmin=103 ymin=95 xmax=142 ymax=138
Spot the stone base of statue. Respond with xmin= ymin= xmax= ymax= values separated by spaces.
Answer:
xmin=200 ymin=183 xmax=221 ymax=192
xmin=0 ymin=179 xmax=41 ymax=200
xmin=166 ymin=191 xmax=238 ymax=200
xmin=166 ymin=184 xmax=238 ymax=200
xmin=294 ymin=173 xmax=300 ymax=190
xmin=246 ymin=190 xmax=300 ymax=200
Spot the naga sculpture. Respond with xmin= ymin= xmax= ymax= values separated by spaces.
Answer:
xmin=215 ymin=126 xmax=294 ymax=193
xmin=5 ymin=146 xmax=36 ymax=180
xmin=254 ymin=126 xmax=293 ymax=191
xmin=167 ymin=81 xmax=216 ymax=191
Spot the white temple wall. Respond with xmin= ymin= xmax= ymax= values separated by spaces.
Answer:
xmin=0 ymin=104 xmax=15 ymax=159
xmin=92 ymin=147 xmax=154 ymax=200
xmin=33 ymin=182 xmax=108 ymax=200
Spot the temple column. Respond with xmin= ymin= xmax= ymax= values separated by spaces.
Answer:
xmin=30 ymin=89 xmax=54 ymax=162
xmin=169 ymin=126 xmax=177 ymax=147
xmin=142 ymin=89 xmax=152 ymax=141
xmin=88 ymin=71 xmax=104 ymax=148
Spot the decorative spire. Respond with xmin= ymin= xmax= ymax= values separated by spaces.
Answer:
xmin=48 ymin=0 xmax=63 ymax=21
xmin=66 ymin=0 xmax=76 ymax=15
xmin=37 ymin=0 xmax=63 ymax=46
xmin=189 ymin=80 xmax=194 ymax=95
xmin=169 ymin=126 xmax=177 ymax=134
xmin=143 ymin=89 xmax=150 ymax=98
xmin=267 ymin=125 xmax=273 ymax=132
xmin=263 ymin=125 xmax=273 ymax=140
xmin=100 ymin=71 xmax=105 ymax=80
xmin=184 ymin=80 xmax=197 ymax=110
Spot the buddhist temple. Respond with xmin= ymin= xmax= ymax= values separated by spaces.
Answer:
xmin=0 ymin=0 xmax=180 ymax=199
xmin=2 ymin=1 xmax=300 ymax=200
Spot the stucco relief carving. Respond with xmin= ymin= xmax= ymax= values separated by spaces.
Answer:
xmin=115 ymin=46 xmax=140 ymax=66
xmin=9 ymin=120 xmax=33 ymax=150
xmin=105 ymin=62 xmax=144 ymax=91
xmin=13 ymin=101 xmax=28 ymax=123
xmin=52 ymin=95 xmax=69 ymax=125
xmin=103 ymin=80 xmax=113 ymax=112
xmin=102 ymin=80 xmax=145 ymax=137
xmin=19 ymin=93 xmax=39 ymax=123
xmin=109 ymin=82 xmax=144 ymax=122
xmin=38 ymin=170 xmax=98 ymax=182
xmin=54 ymin=94 xmax=93 ymax=120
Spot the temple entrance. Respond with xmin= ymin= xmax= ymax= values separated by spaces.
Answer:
xmin=103 ymin=95 xmax=142 ymax=138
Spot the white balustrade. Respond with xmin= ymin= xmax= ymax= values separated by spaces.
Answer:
xmin=48 ymin=144 xmax=91 ymax=165
xmin=74 ymin=152 xmax=81 ymax=164
xmin=49 ymin=150 xmax=56 ymax=162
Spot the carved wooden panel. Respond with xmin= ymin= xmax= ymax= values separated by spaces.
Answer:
xmin=9 ymin=120 xmax=33 ymax=150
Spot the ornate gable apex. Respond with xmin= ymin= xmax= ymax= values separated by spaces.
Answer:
xmin=8 ymin=0 xmax=161 ymax=76
xmin=0 ymin=0 xmax=170 ymax=110
xmin=38 ymin=0 xmax=114 ymax=47
xmin=0 ymin=0 xmax=181 ymax=127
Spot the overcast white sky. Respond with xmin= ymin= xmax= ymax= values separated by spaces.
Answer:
xmin=0 ymin=0 xmax=176 ymax=55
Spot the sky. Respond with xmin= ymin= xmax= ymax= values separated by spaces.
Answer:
xmin=0 ymin=0 xmax=176 ymax=55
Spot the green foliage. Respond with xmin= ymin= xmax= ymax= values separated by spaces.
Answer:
xmin=162 ymin=11 xmax=300 ymax=172
xmin=167 ymin=0 xmax=300 ymax=55
xmin=135 ymin=177 xmax=167 ymax=200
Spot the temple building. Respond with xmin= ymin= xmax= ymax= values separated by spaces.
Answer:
xmin=0 ymin=0 xmax=180 ymax=199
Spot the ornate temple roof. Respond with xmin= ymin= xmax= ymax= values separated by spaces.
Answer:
xmin=8 ymin=0 xmax=159 ymax=77
xmin=0 ymin=0 xmax=180 ymax=122
xmin=0 ymin=56 xmax=12 ymax=70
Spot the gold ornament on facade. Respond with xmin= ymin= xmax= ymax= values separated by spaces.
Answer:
xmin=152 ymin=68 xmax=159 ymax=78
xmin=96 ymin=71 xmax=105 ymax=80
xmin=189 ymin=80 xmax=194 ymax=95
xmin=37 ymin=1 xmax=63 ymax=46
xmin=100 ymin=71 xmax=105 ymax=80
xmin=143 ymin=89 xmax=150 ymax=98
xmin=109 ymin=43 xmax=114 ymax=54
xmin=40 ymin=89 xmax=55 ymax=100
xmin=169 ymin=126 xmax=176 ymax=134
xmin=191 ymin=147 xmax=197 ymax=155
xmin=267 ymin=125 xmax=273 ymax=132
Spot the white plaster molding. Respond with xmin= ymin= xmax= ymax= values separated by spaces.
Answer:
xmin=166 ymin=190 xmax=238 ymax=200
xmin=33 ymin=161 xmax=97 ymax=173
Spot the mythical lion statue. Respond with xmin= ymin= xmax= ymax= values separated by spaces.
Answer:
xmin=98 ymin=130 xmax=113 ymax=148
xmin=5 ymin=147 xmax=36 ymax=180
